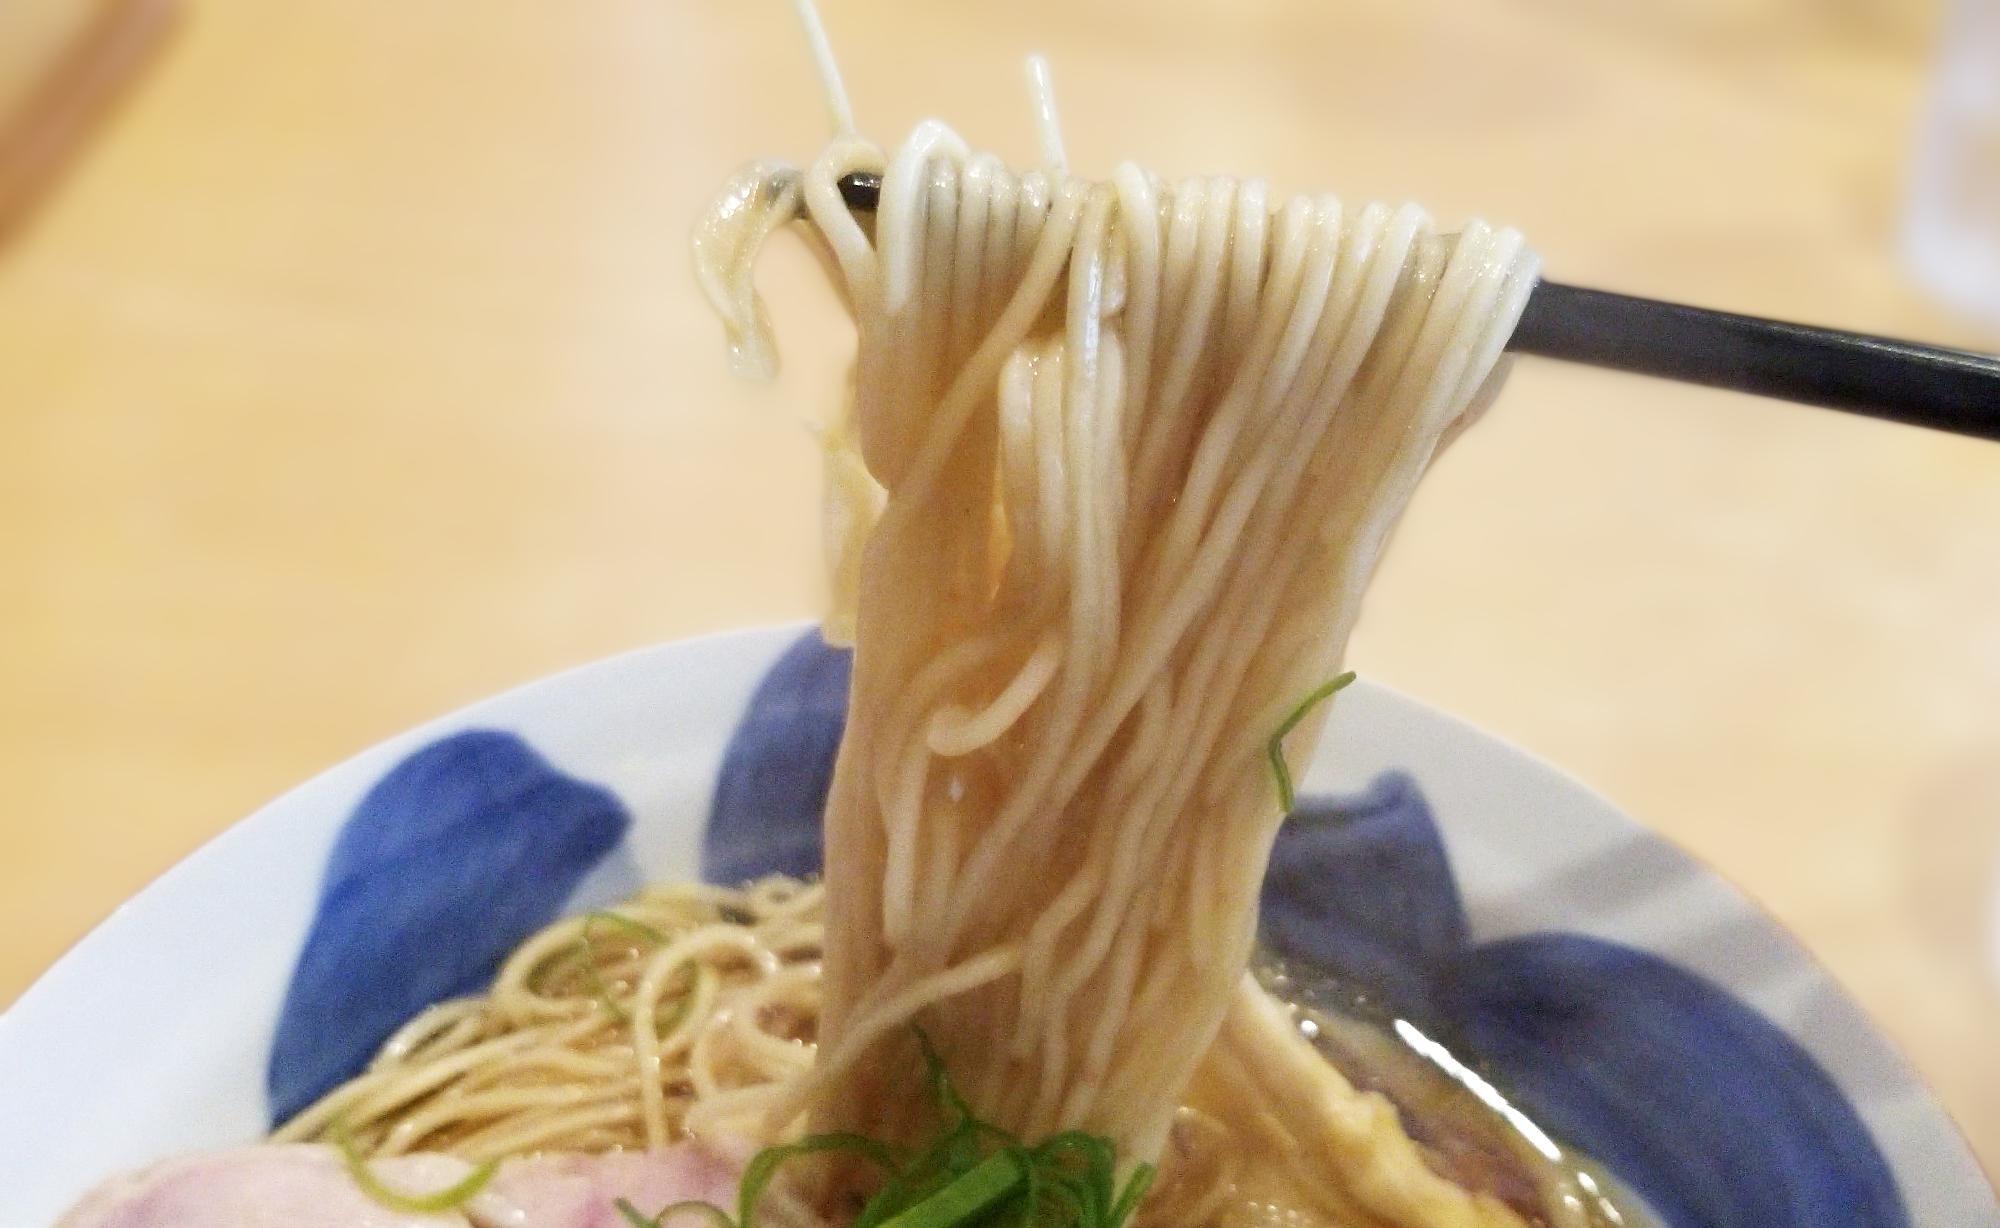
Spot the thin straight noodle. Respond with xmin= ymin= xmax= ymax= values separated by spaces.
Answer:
xmin=979 ymin=158 xmax=1023 ymax=324
xmin=1127 ymin=176 xmax=1237 ymax=528
xmin=451 ymin=1100 xmax=643 ymax=1162
xmin=787 ymin=0 xmax=855 ymax=137
xmin=877 ymin=632 xmax=1021 ymax=943
xmin=1039 ymin=278 xmax=1334 ymax=797
xmin=1112 ymin=165 xmax=1162 ymax=456
xmin=1155 ymin=214 xmax=1416 ymax=829
xmin=344 ymin=1019 xmax=607 ymax=1137
xmin=1076 ymin=901 xmax=1147 ymax=1083
xmin=372 ymin=1000 xmax=486 ymax=1068
xmin=1029 ymin=341 xmax=1072 ymax=582
xmin=1220 ymin=178 xmax=1273 ymax=356
xmin=382 ymin=1086 xmax=630 ymax=1157
xmin=917 ymin=784 xmax=959 ymax=949
xmin=1013 ymin=172 xmax=1053 ymax=278
xmin=456 ymin=1049 xmax=630 ymax=1090
xmin=1048 ymin=202 xmax=1360 ymax=988
xmin=870 ymin=178 xmax=1088 ymax=516
xmin=951 ymin=158 xmax=995 ymax=361
xmin=1024 ymin=55 xmax=1067 ymax=176
xmin=1131 ymin=198 xmax=1320 ymax=613
xmin=897 ymin=161 xmax=956 ymax=495
xmin=879 ymin=123 xmax=967 ymax=315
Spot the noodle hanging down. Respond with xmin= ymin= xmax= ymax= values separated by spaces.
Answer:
xmin=279 ymin=65 xmax=1554 ymax=1228
xmin=693 ymin=71 xmax=1540 ymax=1228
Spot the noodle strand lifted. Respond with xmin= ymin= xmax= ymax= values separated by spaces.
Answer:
xmin=693 ymin=81 xmax=1539 ymax=1182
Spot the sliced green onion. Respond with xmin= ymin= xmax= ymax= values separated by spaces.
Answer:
xmin=616 ymin=1196 xmax=738 ymax=1228
xmin=1107 ymin=1164 xmax=1156 ymax=1228
xmin=1034 ymin=1131 xmax=1114 ymax=1175
xmin=332 ymin=1117 xmax=498 ymax=1214
xmin=721 ymin=1028 xmax=1152 ymax=1228
xmin=578 ymin=931 xmax=630 ymax=1021
xmin=591 ymin=910 xmax=670 ymax=943
xmin=1034 ymin=1131 xmax=1114 ymax=1221
xmin=577 ymin=911 xmax=668 ymax=1022
xmin=739 ymin=1132 xmax=903 ymax=1228
xmin=914 ymin=1027 xmax=973 ymax=1129
xmin=876 ymin=1151 xmax=1024 ymax=1228
xmin=616 ymin=1198 xmax=664 ymax=1228
xmin=855 ymin=1137 xmax=963 ymax=1228
xmin=653 ymin=963 xmax=710 ymax=1038
xmin=1009 ymin=1152 xmax=1042 ymax=1228
xmin=1266 ymin=671 xmax=1357 ymax=811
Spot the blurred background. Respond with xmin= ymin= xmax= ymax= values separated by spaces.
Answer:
xmin=2 ymin=0 xmax=1996 ymax=1175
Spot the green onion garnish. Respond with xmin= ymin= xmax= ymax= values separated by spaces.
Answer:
xmin=1107 ymin=1161 xmax=1155 ymax=1227
xmin=578 ymin=911 xmax=669 ymax=1022
xmin=915 ymin=1027 xmax=972 ymax=1129
xmin=741 ymin=1132 xmax=904 ymax=1228
xmin=617 ymin=1197 xmax=740 ymax=1228
xmin=607 ymin=1029 xmax=1153 ymax=1228
xmin=1266 ymin=671 xmax=1357 ymax=812
xmin=653 ymin=963 xmax=710 ymax=1037
xmin=332 ymin=1117 xmax=498 ymax=1214
xmin=876 ymin=1151 xmax=1025 ymax=1228
xmin=592 ymin=910 xmax=670 ymax=944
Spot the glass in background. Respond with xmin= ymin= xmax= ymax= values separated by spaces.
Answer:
xmin=1905 ymin=0 xmax=2000 ymax=331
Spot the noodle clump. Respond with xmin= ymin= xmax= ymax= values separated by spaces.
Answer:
xmin=702 ymin=103 xmax=1533 ymax=1173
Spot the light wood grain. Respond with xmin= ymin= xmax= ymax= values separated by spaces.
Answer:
xmin=1 ymin=0 xmax=1995 ymax=1178
xmin=0 ymin=0 xmax=178 ymax=234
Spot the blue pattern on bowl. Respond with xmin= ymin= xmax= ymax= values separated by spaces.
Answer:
xmin=1264 ymin=781 xmax=1908 ymax=1227
xmin=1443 ymin=936 xmax=1910 ymax=1227
xmin=703 ymin=630 xmax=852 ymax=885
xmin=1259 ymin=773 xmax=1467 ymax=1027
xmin=272 ymin=630 xmax=1909 ymax=1226
xmin=268 ymin=729 xmax=629 ymax=1124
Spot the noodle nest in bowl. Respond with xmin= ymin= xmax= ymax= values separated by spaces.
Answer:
xmin=275 ymin=878 xmax=826 ymax=1160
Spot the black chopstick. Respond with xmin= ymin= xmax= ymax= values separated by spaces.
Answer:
xmin=1512 ymin=282 xmax=2000 ymax=443
xmin=831 ymin=171 xmax=2000 ymax=443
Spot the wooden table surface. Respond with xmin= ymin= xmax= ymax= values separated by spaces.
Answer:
xmin=3 ymin=0 xmax=1996 ymax=1178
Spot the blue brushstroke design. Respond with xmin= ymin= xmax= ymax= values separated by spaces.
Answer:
xmin=268 ymin=729 xmax=628 ymax=1124
xmin=688 ymin=625 xmax=1908 ymax=1227
xmin=1260 ymin=772 xmax=1466 ymax=1029
xmin=704 ymin=630 xmax=851 ymax=884
xmin=1441 ymin=936 xmax=1909 ymax=1227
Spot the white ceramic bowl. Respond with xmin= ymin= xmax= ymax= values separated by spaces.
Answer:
xmin=2 ymin=624 xmax=1990 ymax=1226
